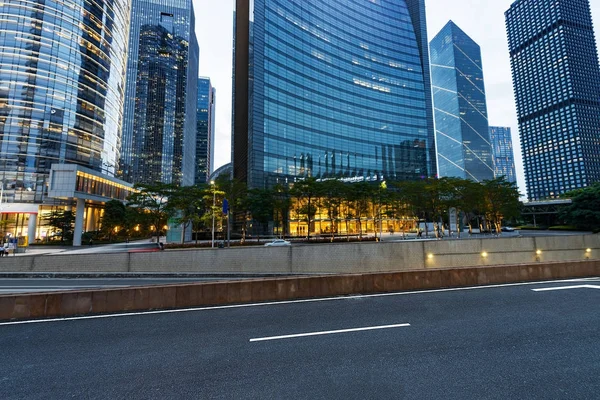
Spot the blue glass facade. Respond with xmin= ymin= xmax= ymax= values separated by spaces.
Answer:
xmin=506 ymin=0 xmax=600 ymax=200
xmin=430 ymin=21 xmax=494 ymax=183
xmin=0 ymin=0 xmax=130 ymax=203
xmin=195 ymin=77 xmax=216 ymax=184
xmin=120 ymin=0 xmax=199 ymax=186
xmin=233 ymin=0 xmax=436 ymax=189
xmin=489 ymin=126 xmax=517 ymax=184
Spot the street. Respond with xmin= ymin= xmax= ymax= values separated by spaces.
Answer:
xmin=1 ymin=277 xmax=599 ymax=399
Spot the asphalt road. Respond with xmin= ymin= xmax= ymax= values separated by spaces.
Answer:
xmin=1 ymin=278 xmax=599 ymax=399
xmin=0 ymin=278 xmax=244 ymax=294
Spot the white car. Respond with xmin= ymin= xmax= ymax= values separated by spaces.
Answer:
xmin=264 ymin=239 xmax=291 ymax=247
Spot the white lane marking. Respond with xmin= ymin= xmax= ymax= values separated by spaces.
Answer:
xmin=533 ymin=284 xmax=600 ymax=292
xmin=0 ymin=286 xmax=129 ymax=294
xmin=0 ymin=286 xmax=131 ymax=288
xmin=0 ymin=277 xmax=598 ymax=327
xmin=250 ymin=323 xmax=411 ymax=342
xmin=0 ymin=289 xmax=68 ymax=294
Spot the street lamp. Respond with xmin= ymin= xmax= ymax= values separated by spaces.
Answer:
xmin=379 ymin=181 xmax=387 ymax=242
xmin=211 ymin=180 xmax=215 ymax=248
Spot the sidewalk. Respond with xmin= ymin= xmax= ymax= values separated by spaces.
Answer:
xmin=4 ymin=236 xmax=166 ymax=257
xmin=6 ymin=246 xmax=70 ymax=257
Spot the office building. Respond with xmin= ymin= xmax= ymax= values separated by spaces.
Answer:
xmin=430 ymin=21 xmax=494 ymax=182
xmin=506 ymin=0 xmax=600 ymax=200
xmin=232 ymin=0 xmax=437 ymax=189
xmin=195 ymin=77 xmax=216 ymax=184
xmin=0 ymin=0 xmax=134 ymax=245
xmin=489 ymin=126 xmax=517 ymax=183
xmin=120 ymin=0 xmax=199 ymax=186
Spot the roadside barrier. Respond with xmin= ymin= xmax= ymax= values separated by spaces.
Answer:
xmin=1 ymin=260 xmax=597 ymax=322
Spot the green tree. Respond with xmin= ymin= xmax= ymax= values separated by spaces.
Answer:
xmin=320 ymin=180 xmax=346 ymax=240
xmin=560 ymin=183 xmax=600 ymax=230
xmin=200 ymin=183 xmax=226 ymax=243
xmin=394 ymin=179 xmax=429 ymax=235
xmin=272 ymin=183 xmax=292 ymax=238
xmin=215 ymin=176 xmax=248 ymax=242
xmin=290 ymin=177 xmax=321 ymax=240
xmin=481 ymin=177 xmax=521 ymax=233
xmin=247 ymin=188 xmax=275 ymax=242
xmin=444 ymin=178 xmax=485 ymax=235
xmin=348 ymin=181 xmax=373 ymax=240
xmin=101 ymin=200 xmax=126 ymax=242
xmin=126 ymin=182 xmax=174 ymax=242
xmin=125 ymin=205 xmax=145 ymax=237
xmin=42 ymin=210 xmax=75 ymax=242
xmin=374 ymin=181 xmax=392 ymax=240
xmin=166 ymin=185 xmax=207 ymax=244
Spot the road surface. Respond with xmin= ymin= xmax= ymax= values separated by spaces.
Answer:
xmin=1 ymin=277 xmax=599 ymax=399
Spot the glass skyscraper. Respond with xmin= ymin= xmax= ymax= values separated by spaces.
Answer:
xmin=0 ymin=0 xmax=130 ymax=198
xmin=506 ymin=0 xmax=600 ymax=200
xmin=120 ymin=0 xmax=199 ymax=186
xmin=0 ymin=0 xmax=130 ymax=241
xmin=489 ymin=126 xmax=517 ymax=184
xmin=232 ymin=0 xmax=436 ymax=189
xmin=430 ymin=21 xmax=494 ymax=183
xmin=195 ymin=77 xmax=216 ymax=184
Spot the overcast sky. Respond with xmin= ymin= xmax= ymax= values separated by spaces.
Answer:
xmin=193 ymin=0 xmax=600 ymax=195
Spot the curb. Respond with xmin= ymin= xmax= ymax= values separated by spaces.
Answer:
xmin=0 ymin=260 xmax=598 ymax=322
xmin=0 ymin=272 xmax=309 ymax=279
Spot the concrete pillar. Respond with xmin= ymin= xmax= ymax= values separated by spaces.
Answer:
xmin=86 ymin=207 xmax=95 ymax=232
xmin=27 ymin=213 xmax=37 ymax=245
xmin=92 ymin=207 xmax=99 ymax=230
xmin=73 ymin=198 xmax=85 ymax=247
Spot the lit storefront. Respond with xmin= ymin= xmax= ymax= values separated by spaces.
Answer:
xmin=0 ymin=165 xmax=134 ymax=247
xmin=48 ymin=164 xmax=135 ymax=246
xmin=286 ymin=200 xmax=419 ymax=238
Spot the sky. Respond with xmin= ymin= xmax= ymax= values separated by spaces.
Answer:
xmin=193 ymin=0 xmax=600 ymax=196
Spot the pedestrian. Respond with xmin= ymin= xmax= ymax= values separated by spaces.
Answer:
xmin=88 ymin=238 xmax=93 ymax=246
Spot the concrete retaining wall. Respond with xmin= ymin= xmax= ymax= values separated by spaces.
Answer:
xmin=1 ymin=260 xmax=598 ymax=321
xmin=1 ymin=234 xmax=598 ymax=274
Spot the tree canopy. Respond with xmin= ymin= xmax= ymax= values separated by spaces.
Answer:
xmin=560 ymin=183 xmax=600 ymax=231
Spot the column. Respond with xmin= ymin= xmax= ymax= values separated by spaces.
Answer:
xmin=73 ymin=198 xmax=85 ymax=247
xmin=86 ymin=207 xmax=96 ymax=232
xmin=27 ymin=213 xmax=37 ymax=245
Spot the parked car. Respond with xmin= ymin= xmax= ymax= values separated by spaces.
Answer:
xmin=264 ymin=239 xmax=291 ymax=247
xmin=501 ymin=226 xmax=516 ymax=232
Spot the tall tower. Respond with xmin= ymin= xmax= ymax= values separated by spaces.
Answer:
xmin=430 ymin=21 xmax=494 ymax=182
xmin=232 ymin=0 xmax=437 ymax=189
xmin=506 ymin=0 xmax=600 ymax=200
xmin=120 ymin=0 xmax=199 ymax=186
xmin=0 ymin=0 xmax=131 ymax=241
xmin=489 ymin=126 xmax=517 ymax=184
xmin=195 ymin=77 xmax=216 ymax=184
